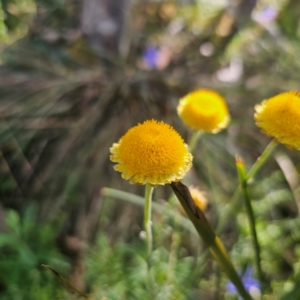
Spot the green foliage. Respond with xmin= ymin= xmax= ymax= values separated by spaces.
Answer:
xmin=85 ymin=233 xmax=207 ymax=300
xmin=0 ymin=0 xmax=35 ymax=43
xmin=0 ymin=205 xmax=69 ymax=300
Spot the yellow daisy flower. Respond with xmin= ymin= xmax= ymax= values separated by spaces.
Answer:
xmin=179 ymin=186 xmax=208 ymax=216
xmin=177 ymin=89 xmax=230 ymax=133
xmin=255 ymin=91 xmax=300 ymax=150
xmin=110 ymin=120 xmax=193 ymax=186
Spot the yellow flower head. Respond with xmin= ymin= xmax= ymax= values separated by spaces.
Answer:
xmin=189 ymin=186 xmax=208 ymax=211
xmin=179 ymin=186 xmax=208 ymax=216
xmin=255 ymin=91 xmax=300 ymax=150
xmin=177 ymin=89 xmax=230 ymax=133
xmin=110 ymin=120 xmax=193 ymax=186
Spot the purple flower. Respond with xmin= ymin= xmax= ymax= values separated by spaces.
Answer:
xmin=142 ymin=46 xmax=159 ymax=69
xmin=226 ymin=267 xmax=261 ymax=299
xmin=252 ymin=6 xmax=278 ymax=25
xmin=261 ymin=7 xmax=277 ymax=22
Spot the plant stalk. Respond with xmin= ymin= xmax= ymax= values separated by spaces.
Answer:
xmin=236 ymin=156 xmax=264 ymax=290
xmin=144 ymin=184 xmax=154 ymax=258
xmin=189 ymin=131 xmax=202 ymax=152
xmin=217 ymin=139 xmax=278 ymax=233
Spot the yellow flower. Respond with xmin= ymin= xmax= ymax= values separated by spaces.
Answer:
xmin=110 ymin=120 xmax=193 ymax=186
xmin=179 ymin=186 xmax=208 ymax=216
xmin=255 ymin=91 xmax=300 ymax=150
xmin=189 ymin=186 xmax=208 ymax=211
xmin=177 ymin=89 xmax=230 ymax=133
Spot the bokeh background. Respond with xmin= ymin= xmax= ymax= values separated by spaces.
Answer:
xmin=1 ymin=0 xmax=300 ymax=299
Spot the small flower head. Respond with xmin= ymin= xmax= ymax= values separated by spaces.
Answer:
xmin=179 ymin=186 xmax=208 ymax=216
xmin=110 ymin=120 xmax=193 ymax=186
xmin=255 ymin=91 xmax=300 ymax=150
xmin=177 ymin=89 xmax=230 ymax=133
xmin=189 ymin=186 xmax=208 ymax=211
xmin=142 ymin=46 xmax=159 ymax=69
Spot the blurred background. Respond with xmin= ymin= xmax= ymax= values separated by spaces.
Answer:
xmin=1 ymin=0 xmax=300 ymax=299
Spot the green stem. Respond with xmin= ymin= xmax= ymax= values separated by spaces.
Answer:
xmin=189 ymin=131 xmax=202 ymax=152
xmin=203 ymin=136 xmax=220 ymax=214
xmin=167 ymin=232 xmax=180 ymax=284
xmin=217 ymin=139 xmax=278 ymax=233
xmin=246 ymin=139 xmax=278 ymax=181
xmin=214 ymin=263 xmax=221 ymax=300
xmin=236 ymin=157 xmax=264 ymax=290
xmin=144 ymin=184 xmax=154 ymax=258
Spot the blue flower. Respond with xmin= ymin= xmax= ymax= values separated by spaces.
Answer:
xmin=142 ymin=46 xmax=159 ymax=69
xmin=226 ymin=267 xmax=261 ymax=299
xmin=261 ymin=7 xmax=277 ymax=21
